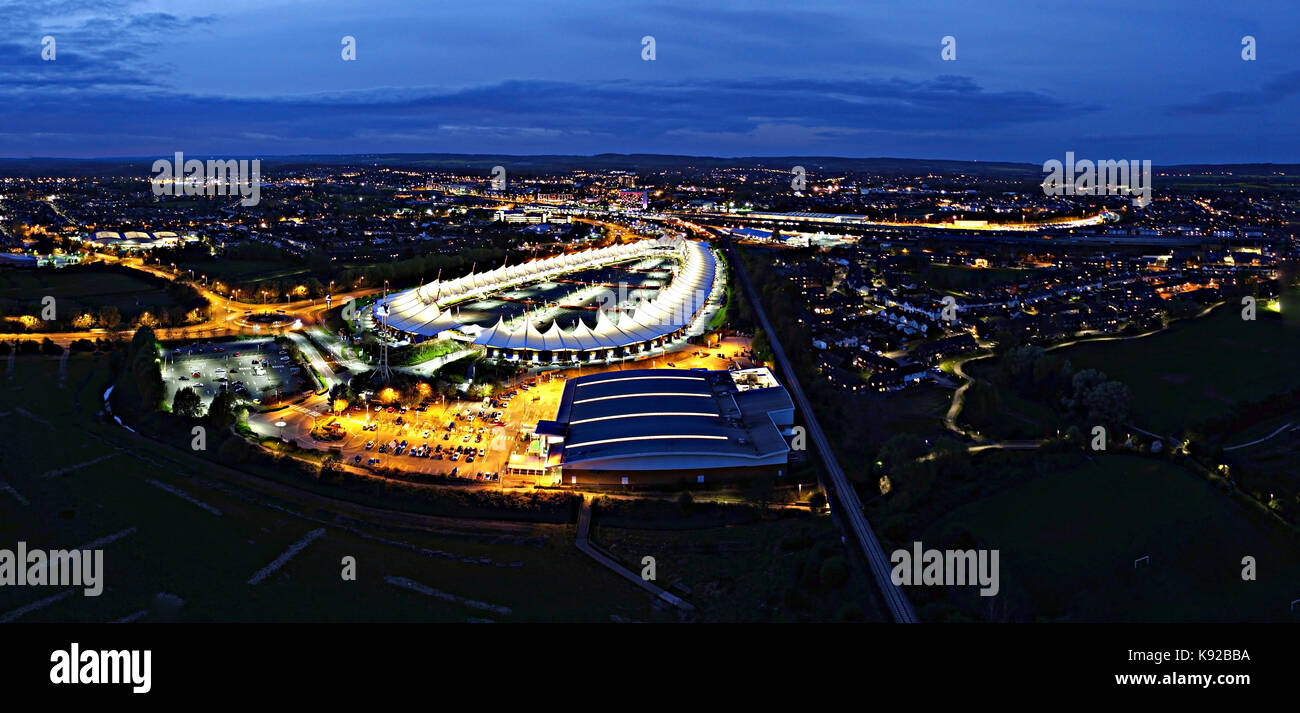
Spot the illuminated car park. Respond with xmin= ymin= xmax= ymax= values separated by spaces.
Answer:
xmin=160 ymin=338 xmax=303 ymax=408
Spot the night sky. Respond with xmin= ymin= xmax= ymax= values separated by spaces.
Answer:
xmin=2 ymin=0 xmax=1297 ymax=162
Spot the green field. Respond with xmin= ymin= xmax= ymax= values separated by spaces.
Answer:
xmin=812 ymin=380 xmax=954 ymax=483
xmin=923 ymin=454 xmax=1300 ymax=622
xmin=0 ymin=355 xmax=678 ymax=622
xmin=921 ymin=264 xmax=1037 ymax=293
xmin=883 ymin=382 xmax=953 ymax=436
xmin=959 ymin=358 xmax=1062 ymax=440
xmin=0 ymin=268 xmax=179 ymax=314
xmin=1054 ymin=289 xmax=1300 ymax=436
xmin=593 ymin=515 xmax=886 ymax=622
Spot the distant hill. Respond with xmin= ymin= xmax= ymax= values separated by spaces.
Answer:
xmin=0 ymin=153 xmax=1296 ymax=182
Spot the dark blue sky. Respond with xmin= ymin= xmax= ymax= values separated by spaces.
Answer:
xmin=2 ymin=0 xmax=1297 ymax=163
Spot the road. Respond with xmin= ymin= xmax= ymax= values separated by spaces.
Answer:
xmin=283 ymin=331 xmax=337 ymax=391
xmin=1224 ymin=423 xmax=1299 ymax=451
xmin=723 ymin=233 xmax=918 ymax=623
xmin=943 ymin=353 xmax=986 ymax=439
xmin=0 ymin=254 xmax=380 ymax=346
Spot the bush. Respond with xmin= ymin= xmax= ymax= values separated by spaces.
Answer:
xmin=819 ymin=555 xmax=849 ymax=589
xmin=779 ymin=533 xmax=814 ymax=551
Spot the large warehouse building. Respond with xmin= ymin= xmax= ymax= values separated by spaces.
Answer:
xmin=529 ymin=367 xmax=796 ymax=485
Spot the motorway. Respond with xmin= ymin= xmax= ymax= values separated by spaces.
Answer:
xmin=723 ymin=232 xmax=918 ymax=624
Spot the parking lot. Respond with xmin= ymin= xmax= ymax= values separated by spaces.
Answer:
xmin=248 ymin=334 xmax=756 ymax=486
xmin=161 ymin=338 xmax=305 ymax=409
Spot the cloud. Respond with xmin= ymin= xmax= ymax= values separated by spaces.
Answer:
xmin=0 ymin=1 xmax=213 ymax=93
xmin=1165 ymin=70 xmax=1300 ymax=116
xmin=0 ymin=73 xmax=1079 ymax=157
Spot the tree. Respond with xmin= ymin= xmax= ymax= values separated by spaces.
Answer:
xmin=992 ymin=324 xmax=1024 ymax=354
xmin=807 ymin=490 xmax=827 ymax=510
xmin=677 ymin=490 xmax=695 ymax=515
xmin=747 ymin=475 xmax=775 ymax=509
xmin=172 ymin=387 xmax=203 ymax=418
xmin=1000 ymin=344 xmax=1045 ymax=391
xmin=1082 ymin=380 xmax=1132 ymax=430
xmin=930 ymin=437 xmax=973 ymax=478
xmin=132 ymin=352 xmax=164 ymax=408
xmin=319 ymin=453 xmax=343 ymax=481
xmin=1031 ymin=353 xmax=1070 ymax=396
xmin=209 ymin=390 xmax=243 ymax=428
xmin=819 ymin=556 xmax=849 ymax=589
xmin=128 ymin=325 xmax=157 ymax=366
xmin=1063 ymin=368 xmax=1107 ymax=413
xmin=963 ymin=380 xmax=1003 ymax=427
xmin=877 ymin=433 xmax=926 ymax=472
xmin=98 ymin=305 xmax=121 ymax=330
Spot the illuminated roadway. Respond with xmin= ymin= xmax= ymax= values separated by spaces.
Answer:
xmin=0 ymin=254 xmax=381 ymax=346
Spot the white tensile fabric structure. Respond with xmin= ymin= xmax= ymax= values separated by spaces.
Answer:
xmin=381 ymin=237 xmax=717 ymax=354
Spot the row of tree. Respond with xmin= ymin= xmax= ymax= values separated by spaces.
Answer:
xmin=968 ymin=344 xmax=1134 ymax=433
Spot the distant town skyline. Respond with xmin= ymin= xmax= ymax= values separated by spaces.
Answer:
xmin=2 ymin=0 xmax=1298 ymax=163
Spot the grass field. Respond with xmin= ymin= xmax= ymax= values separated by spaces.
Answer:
xmin=882 ymin=382 xmax=953 ymax=436
xmin=0 ymin=268 xmax=178 ymax=314
xmin=959 ymin=358 xmax=1061 ymax=440
xmin=923 ymin=454 xmax=1300 ymax=622
xmin=809 ymin=379 xmax=955 ymax=485
xmin=1054 ymin=289 xmax=1300 ymax=436
xmin=593 ymin=515 xmax=886 ymax=622
xmin=0 ymin=355 xmax=678 ymax=622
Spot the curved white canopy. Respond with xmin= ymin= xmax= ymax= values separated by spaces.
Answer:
xmin=380 ymin=238 xmax=718 ymax=351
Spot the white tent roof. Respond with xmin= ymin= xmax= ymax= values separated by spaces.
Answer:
xmin=390 ymin=237 xmax=718 ymax=350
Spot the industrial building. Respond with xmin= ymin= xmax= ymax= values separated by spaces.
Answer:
xmin=527 ymin=367 xmax=796 ymax=485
